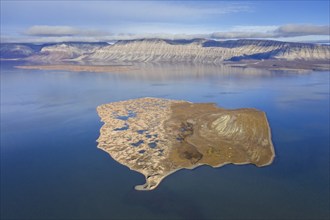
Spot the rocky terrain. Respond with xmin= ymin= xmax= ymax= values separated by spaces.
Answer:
xmin=83 ymin=39 xmax=330 ymax=64
xmin=0 ymin=42 xmax=107 ymax=62
xmin=1 ymin=39 xmax=329 ymax=69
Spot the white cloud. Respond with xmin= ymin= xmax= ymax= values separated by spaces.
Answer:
xmin=274 ymin=24 xmax=330 ymax=37
xmin=1 ymin=24 xmax=328 ymax=43
xmin=25 ymin=25 xmax=110 ymax=36
xmin=25 ymin=26 xmax=79 ymax=36
xmin=211 ymin=24 xmax=330 ymax=39
xmin=230 ymin=25 xmax=278 ymax=32
xmin=210 ymin=31 xmax=274 ymax=39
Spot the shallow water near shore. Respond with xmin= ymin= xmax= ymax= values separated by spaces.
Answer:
xmin=1 ymin=62 xmax=329 ymax=219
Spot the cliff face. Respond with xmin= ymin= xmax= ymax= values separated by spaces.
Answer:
xmin=82 ymin=39 xmax=330 ymax=64
xmin=1 ymin=39 xmax=329 ymax=64
xmin=0 ymin=44 xmax=37 ymax=59
xmin=25 ymin=42 xmax=108 ymax=64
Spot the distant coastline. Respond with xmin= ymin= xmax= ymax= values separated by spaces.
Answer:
xmin=1 ymin=38 xmax=329 ymax=71
xmin=15 ymin=64 xmax=137 ymax=73
xmin=14 ymin=59 xmax=330 ymax=73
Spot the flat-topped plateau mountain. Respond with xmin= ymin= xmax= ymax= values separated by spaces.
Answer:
xmin=1 ymin=39 xmax=329 ymax=70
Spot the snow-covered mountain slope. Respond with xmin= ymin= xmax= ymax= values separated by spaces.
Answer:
xmin=81 ymin=39 xmax=330 ymax=64
xmin=25 ymin=42 xmax=109 ymax=63
xmin=0 ymin=44 xmax=37 ymax=59
xmin=1 ymin=39 xmax=329 ymax=64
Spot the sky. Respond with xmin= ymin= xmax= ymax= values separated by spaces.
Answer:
xmin=1 ymin=0 xmax=329 ymax=43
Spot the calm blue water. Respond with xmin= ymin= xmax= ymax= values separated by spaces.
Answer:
xmin=1 ymin=62 xmax=329 ymax=219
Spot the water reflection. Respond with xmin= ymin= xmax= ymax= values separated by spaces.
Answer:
xmin=108 ymin=63 xmax=275 ymax=81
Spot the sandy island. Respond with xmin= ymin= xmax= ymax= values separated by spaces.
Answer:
xmin=97 ymin=97 xmax=275 ymax=190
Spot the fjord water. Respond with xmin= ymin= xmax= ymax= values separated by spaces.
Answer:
xmin=1 ymin=62 xmax=329 ymax=220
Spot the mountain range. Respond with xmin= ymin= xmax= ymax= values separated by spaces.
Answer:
xmin=1 ymin=39 xmax=329 ymax=69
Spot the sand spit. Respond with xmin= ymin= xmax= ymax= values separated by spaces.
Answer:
xmin=15 ymin=64 xmax=137 ymax=73
xmin=97 ymin=97 xmax=275 ymax=190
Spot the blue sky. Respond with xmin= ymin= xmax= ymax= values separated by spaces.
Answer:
xmin=1 ymin=1 xmax=329 ymax=42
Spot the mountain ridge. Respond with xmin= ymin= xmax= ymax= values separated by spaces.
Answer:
xmin=1 ymin=39 xmax=329 ymax=68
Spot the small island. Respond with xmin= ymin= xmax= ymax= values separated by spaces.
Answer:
xmin=97 ymin=97 xmax=275 ymax=190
